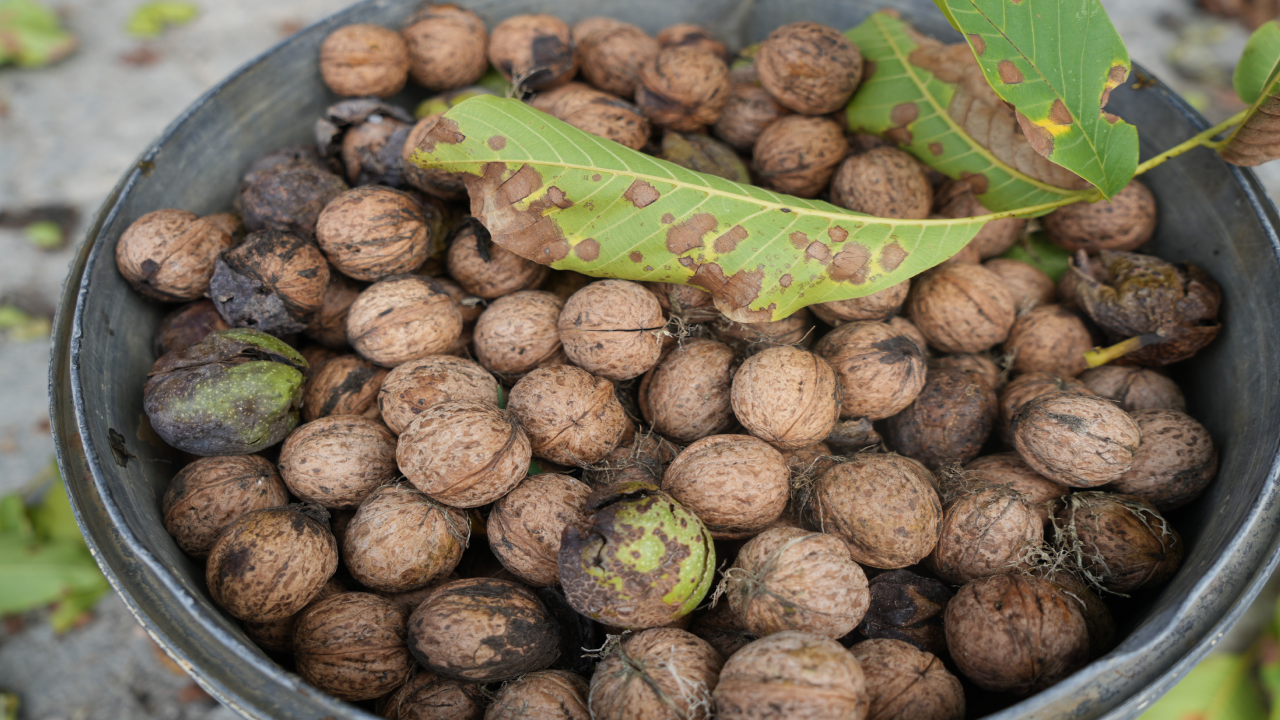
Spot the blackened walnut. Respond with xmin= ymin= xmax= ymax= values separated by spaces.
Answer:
xmin=1078 ymin=365 xmax=1186 ymax=413
xmin=1051 ymin=493 xmax=1183 ymax=594
xmin=815 ymin=320 xmax=926 ymax=420
xmin=473 ymin=290 xmax=567 ymax=378
xmin=378 ymin=355 xmax=500 ymax=434
xmin=447 ymin=219 xmax=549 ymax=298
xmin=336 ymin=111 xmax=412 ymax=187
xmin=320 ymin=24 xmax=410 ymax=97
xmin=507 ymin=365 xmax=628 ymax=465
xmin=316 ymin=186 xmax=432 ymax=281
xmin=279 ymin=415 xmax=398 ymax=508
xmin=343 ymin=483 xmax=469 ymax=592
xmin=635 ymin=45 xmax=731 ymax=133
xmin=559 ymin=280 xmax=665 ymax=381
xmin=162 ymin=455 xmax=288 ymax=558
xmin=907 ymin=264 xmax=1017 ymax=354
xmin=1013 ymin=391 xmax=1141 ymax=488
xmin=1043 ymin=180 xmax=1157 ymax=253
xmin=237 ymin=156 xmax=348 ymax=238
xmin=304 ymin=271 xmax=361 ymax=350
xmin=402 ymin=5 xmax=489 ymax=91
xmin=294 ymin=592 xmax=413 ymax=701
xmin=810 ymin=280 xmax=908 ymax=325
xmin=589 ymin=628 xmax=723 ymax=720
xmin=116 ymin=210 xmax=234 ymax=302
xmin=641 ymin=338 xmax=738 ymax=443
xmin=209 ymin=230 xmax=330 ymax=336
xmin=1108 ymin=410 xmax=1217 ymax=511
xmin=752 ymin=115 xmax=849 ymax=197
xmin=887 ymin=363 xmax=997 ymax=470
xmin=731 ymin=346 xmax=841 ymax=450
xmin=487 ymin=473 xmax=592 ymax=587
xmin=713 ymin=631 xmax=866 ymax=720
xmin=830 ymin=147 xmax=932 ymax=219
xmin=1003 ymin=304 xmax=1093 ymax=377
xmin=662 ymin=435 xmax=790 ymax=539
xmin=398 ymin=400 xmax=532 ymax=507
xmin=347 ymin=275 xmax=463 ymax=367
xmin=301 ymin=354 xmax=387 ymax=422
xmin=755 ymin=22 xmax=863 ymax=115
xmin=153 ymin=299 xmax=231 ymax=357
xmin=576 ymin=20 xmax=658 ymax=97
xmin=713 ymin=83 xmax=791 ymax=152
xmin=856 ymin=569 xmax=953 ymax=658
xmin=851 ymin=639 xmax=965 ymax=720
xmin=489 ymin=14 xmax=578 ymax=91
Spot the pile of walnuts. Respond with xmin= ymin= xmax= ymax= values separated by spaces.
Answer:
xmin=117 ymin=5 xmax=1218 ymax=719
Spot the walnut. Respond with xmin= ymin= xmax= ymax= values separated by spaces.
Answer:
xmin=1107 ymin=410 xmax=1217 ymax=510
xmin=507 ymin=365 xmax=627 ymax=465
xmin=936 ymin=184 xmax=1027 ymax=259
xmin=689 ymin=601 xmax=756 ymax=659
xmin=208 ymin=230 xmax=330 ymax=336
xmin=1036 ymin=568 xmax=1116 ymax=660
xmin=575 ymin=20 xmax=658 ymax=97
xmin=886 ymin=363 xmax=998 ymax=469
xmin=236 ymin=150 xmax=348 ymax=239
xmin=473 ymin=290 xmax=568 ymax=378
xmin=303 ymin=271 xmax=361 ymax=350
xmin=635 ymin=46 xmax=731 ymax=133
xmin=640 ymin=338 xmax=738 ymax=443
xmin=963 ymin=453 xmax=1069 ymax=525
xmin=656 ymin=24 xmax=727 ymax=58
xmin=1078 ymin=365 xmax=1187 ymax=413
xmin=713 ymin=631 xmax=867 ymax=720
xmin=1043 ymin=180 xmax=1157 ymax=253
xmin=153 ymin=299 xmax=232 ymax=357
xmin=713 ymin=83 xmax=791 ymax=152
xmin=930 ymin=353 xmax=1002 ymax=393
xmin=377 ymin=355 xmax=499 ymax=434
xmin=1051 ymin=492 xmax=1183 ymax=594
xmin=710 ymin=307 xmax=815 ymax=350
xmin=489 ymin=14 xmax=578 ymax=91
xmin=731 ymin=346 xmax=840 ymax=450
xmin=755 ymin=22 xmax=863 ymax=115
xmin=810 ymin=281 xmax=909 ymax=325
xmin=319 ymin=24 xmax=410 ymax=98
xmin=855 ymin=570 xmax=953 ymax=658
xmin=294 ymin=592 xmax=413 ymax=701
xmin=487 ymin=670 xmax=590 ymax=720
xmin=559 ymin=280 xmax=665 ymax=381
xmin=116 ymin=210 xmax=234 ymax=301
xmin=850 ymin=639 xmax=965 ymax=720
xmin=889 ymin=315 xmax=929 ymax=356
xmin=161 ymin=455 xmax=288 ymax=558
xmin=379 ymin=669 xmax=484 ymax=720
xmin=488 ymin=473 xmax=592 ymax=587
xmin=645 ymin=282 xmax=720 ymax=324
xmin=402 ymin=4 xmax=489 ymax=91
xmin=997 ymin=371 xmax=1093 ymax=443
xmin=447 ymin=219 xmax=549 ymax=298
xmin=662 ymin=435 xmax=790 ymax=538
xmin=343 ymin=483 xmax=469 ymax=592
xmin=984 ymin=258 xmax=1056 ymax=311
xmin=347 ymin=275 xmax=463 ymax=367
xmin=1013 ymin=391 xmax=1141 ymax=487
xmin=927 ymin=484 xmax=1041 ymax=585
xmin=315 ymin=186 xmax=432 ymax=281
xmin=397 ymin=400 xmax=531 ymax=507
xmin=279 ymin=415 xmax=398 ymax=508
xmin=1003 ymin=305 xmax=1093 ymax=377
xmin=401 ymin=114 xmax=468 ymax=201
xmin=589 ymin=628 xmax=723 ymax=720
xmin=815 ymin=320 xmax=926 ymax=420
xmin=531 ymin=83 xmax=653 ymax=151
xmin=830 ymin=147 xmax=932 ymax=219
xmin=906 ymin=264 xmax=1017 ymax=354
xmin=752 ymin=115 xmax=849 ymax=197
xmin=301 ymin=354 xmax=387 ymax=422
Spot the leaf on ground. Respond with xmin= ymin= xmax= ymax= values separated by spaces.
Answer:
xmin=0 ymin=304 xmax=50 ymax=341
xmin=29 ymin=462 xmax=83 ymax=544
xmin=126 ymin=1 xmax=199 ymax=39
xmin=1000 ymin=230 xmax=1072 ymax=281
xmin=0 ymin=536 xmax=104 ymax=615
xmin=1138 ymin=652 xmax=1267 ymax=720
xmin=0 ymin=0 xmax=77 ymax=69
xmin=844 ymin=11 xmax=1090 ymax=213
xmin=1221 ymin=21 xmax=1280 ymax=166
xmin=22 ymin=219 xmax=61 ymax=249
xmin=0 ymin=494 xmax=33 ymax=539
xmin=0 ymin=693 xmax=16 ymax=720
xmin=410 ymin=96 xmax=988 ymax=323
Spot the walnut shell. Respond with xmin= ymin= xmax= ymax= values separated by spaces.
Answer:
xmin=378 ymin=355 xmax=500 ymax=434
xmin=559 ymin=280 xmax=665 ymax=381
xmin=927 ymin=486 xmax=1041 ymax=585
xmin=1052 ymin=492 xmax=1183 ymax=594
xmin=656 ymin=23 xmax=726 ymax=57
xmin=1035 ymin=568 xmax=1115 ymax=660
xmin=448 ymin=220 xmax=549 ymax=298
xmin=856 ymin=570 xmax=953 ymax=658
xmin=489 ymin=14 xmax=578 ymax=91
xmin=639 ymin=338 xmax=737 ymax=443
xmin=984 ymin=258 xmax=1056 ymax=311
xmin=583 ymin=433 xmax=680 ymax=487
xmin=433 ymin=275 xmax=484 ymax=324
xmin=931 ymin=353 xmax=1002 ymax=392
xmin=301 ymin=345 xmax=340 ymax=380
xmin=161 ymin=455 xmax=288 ymax=558
xmin=206 ymin=504 xmax=338 ymax=622
xmin=1106 ymin=410 xmax=1216 ymax=511
xmin=240 ymin=576 xmax=347 ymax=654
xmin=726 ymin=527 xmax=869 ymax=639
xmin=343 ymin=483 xmax=469 ymax=592
xmin=402 ymin=5 xmax=489 ymax=91
xmin=937 ymin=187 xmax=1027 ymax=259
xmin=731 ymin=346 xmax=840 ymax=450
xmin=408 ymin=578 xmax=562 ymax=681
xmin=1003 ymin=304 xmax=1093 ymax=377
xmin=347 ymin=275 xmax=463 ymax=367
xmin=997 ymin=371 xmax=1093 ymax=443
xmin=279 ymin=415 xmax=398 ymax=508
xmin=816 ymin=320 xmax=927 ymax=420
xmin=320 ymin=24 xmax=410 ymax=98
xmin=153 ymin=299 xmax=232 ymax=357
xmin=752 ymin=115 xmax=849 ymax=197
xmin=575 ymin=21 xmax=658 ymax=97
xmin=810 ymin=281 xmax=909 ymax=325
xmin=830 ymin=147 xmax=932 ymax=219
xmin=1043 ymin=180 xmax=1156 ymax=253
xmin=889 ymin=316 xmax=929 ymax=355
xmin=208 ymin=230 xmax=330 ymax=335
xmin=755 ymin=22 xmax=862 ymax=115
xmin=302 ymin=354 xmax=388 ymax=422
xmin=116 ymin=210 xmax=234 ymax=301
xmin=710 ymin=307 xmax=814 ymax=350
xmin=851 ymin=639 xmax=965 ymax=720
xmin=713 ymin=631 xmax=867 ymax=720
xmin=662 ymin=435 xmax=789 ymax=538
xmin=303 ymin=271 xmax=361 ymax=350
xmin=315 ymin=187 xmax=431 ymax=281
xmin=635 ymin=45 xmax=731 ymax=133
xmin=474 ymin=290 xmax=567 ymax=378
xmin=488 ymin=473 xmax=592 ymax=587
xmin=887 ymin=363 xmax=997 ymax=470
xmin=645 ymin=282 xmax=720 ymax=324
xmin=589 ymin=628 xmax=722 ymax=720
xmin=779 ymin=441 xmax=839 ymax=480
xmin=807 ymin=454 xmax=942 ymax=569
xmin=398 ymin=400 xmax=532 ymax=508
xmin=294 ymin=592 xmax=413 ymax=701
xmin=337 ymin=112 xmax=411 ymax=187
xmin=906 ymin=264 xmax=1017 ymax=354
xmin=1013 ymin=392 xmax=1141 ymax=487
xmin=236 ymin=151 xmax=349 ymax=237
xmin=689 ymin=601 xmax=756 ymax=660
xmin=487 ymin=670 xmax=590 ymax=720
xmin=713 ymin=83 xmax=791 ymax=152
xmin=402 ymin=114 xmax=468 ymax=201
xmin=962 ymin=453 xmax=1069 ymax=525
xmin=528 ymin=87 xmax=653 ymax=151
xmin=1078 ymin=365 xmax=1187 ymax=413
xmin=380 ymin=669 xmax=485 ymax=720
xmin=507 ymin=365 xmax=627 ymax=465
xmin=945 ymin=574 xmax=1088 ymax=695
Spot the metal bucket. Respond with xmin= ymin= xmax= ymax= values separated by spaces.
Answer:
xmin=48 ymin=0 xmax=1280 ymax=718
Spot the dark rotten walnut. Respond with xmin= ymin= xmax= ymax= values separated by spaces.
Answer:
xmin=209 ymin=230 xmax=330 ymax=336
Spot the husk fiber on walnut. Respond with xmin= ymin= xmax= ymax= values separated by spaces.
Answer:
xmin=588 ymin=628 xmax=723 ymax=720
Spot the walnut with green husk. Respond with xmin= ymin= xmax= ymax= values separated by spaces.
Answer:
xmin=162 ymin=455 xmax=288 ymax=558
xmin=342 ymin=483 xmax=468 ymax=592
xmin=662 ymin=434 xmax=789 ymax=538
xmin=487 ymin=473 xmax=592 ymax=587
xmin=851 ymin=639 xmax=965 ymax=720
xmin=507 ymin=365 xmax=628 ymax=465
xmin=279 ymin=415 xmax=397 ymax=508
xmin=588 ymin=628 xmax=723 ymax=720
xmin=116 ymin=210 xmax=235 ymax=302
xmin=301 ymin=354 xmax=386 ymax=422
xmin=402 ymin=4 xmax=489 ymax=91
xmin=713 ymin=631 xmax=868 ymax=720
xmin=294 ymin=592 xmax=413 ymax=701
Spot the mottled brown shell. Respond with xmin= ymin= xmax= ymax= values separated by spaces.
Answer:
xmin=713 ymin=631 xmax=867 ymax=720
xmin=752 ymin=115 xmax=850 ymax=198
xmin=583 ymin=433 xmax=680 ymax=487
xmin=856 ymin=570 xmax=953 ymax=659
xmin=589 ymin=628 xmax=723 ymax=720
xmin=808 ymin=454 xmax=942 ymax=569
xmin=402 ymin=114 xmax=468 ymax=201
xmin=319 ymin=24 xmax=410 ymax=98
xmin=931 ymin=353 xmax=1002 ymax=392
xmin=1107 ymin=410 xmax=1216 ymax=510
xmin=487 ymin=473 xmax=592 ymax=587
xmin=302 ymin=354 xmax=388 ymax=422
xmin=710 ymin=307 xmax=815 ymax=350
xmin=279 ymin=415 xmax=398 ymax=508
xmin=294 ymin=592 xmax=413 ymax=701
xmin=408 ymin=578 xmax=562 ymax=681
xmin=304 ymin=271 xmax=361 ymax=350
xmin=1043 ymin=180 xmax=1156 ymax=253
xmin=315 ymin=186 xmax=431 ymax=281
xmin=433 ymin=275 xmax=484 ymax=324
xmin=489 ymin=14 xmax=578 ymax=91
xmin=887 ymin=363 xmax=997 ymax=470
xmin=559 ymin=280 xmax=665 ymax=381
xmin=576 ymin=21 xmax=658 ymax=97
xmin=927 ymin=486 xmax=1041 ymax=585
xmin=944 ymin=574 xmax=1088 ymax=695
xmin=810 ymin=281 xmax=909 ymax=325
xmin=984 ymin=258 xmax=1056 ymax=311
xmin=830 ymin=147 xmax=932 ymax=219
xmin=656 ymin=23 xmax=726 ymax=56
xmin=377 ymin=355 xmax=500 ymax=434
xmin=662 ymin=435 xmax=789 ymax=538
xmin=1013 ymin=392 xmax=1141 ymax=487
xmin=1078 ymin=365 xmax=1187 ymax=413
xmin=162 ymin=455 xmax=288 ymax=558
xmin=731 ymin=346 xmax=840 ymax=450
xmin=937 ymin=186 xmax=1026 ymax=260
xmin=713 ymin=83 xmax=791 ymax=152
xmin=209 ymin=230 xmax=331 ymax=335
xmin=997 ymin=372 xmax=1093 ymax=443
xmin=473 ymin=290 xmax=567 ymax=379
xmin=645 ymin=282 xmax=720 ymax=324
xmin=888 ymin=315 xmax=929 ymax=356
xmin=507 ymin=365 xmax=627 ymax=465
xmin=635 ymin=45 xmax=731 ymax=133
xmin=907 ymin=264 xmax=1017 ymax=354
xmin=755 ymin=22 xmax=862 ymax=115
xmin=1003 ymin=305 xmax=1093 ymax=377
xmin=206 ymin=505 xmax=338 ymax=622
xmin=343 ymin=483 xmax=469 ymax=592
xmin=487 ymin=671 xmax=589 ymax=720
xmin=963 ymin=453 xmax=1069 ymax=524
xmin=240 ymin=576 xmax=347 ymax=654
xmin=815 ymin=320 xmax=926 ymax=420
xmin=237 ymin=156 xmax=349 ymax=238
xmin=1036 ymin=568 xmax=1115 ymax=660
xmin=448 ymin=220 xmax=548 ymax=298
xmin=726 ymin=527 xmax=869 ymax=639
xmin=530 ymin=84 xmax=652 ymax=152
xmin=851 ymin=639 xmax=965 ymax=720
xmin=117 ymin=210 xmax=234 ymax=301
xmin=1053 ymin=492 xmax=1184 ymax=594
xmin=339 ymin=113 xmax=411 ymax=186
xmin=402 ymin=6 xmax=489 ymax=91
xmin=153 ymin=299 xmax=232 ymax=358
xmin=689 ymin=601 xmax=756 ymax=660
xmin=379 ymin=668 xmax=485 ymax=720
xmin=347 ymin=275 xmax=463 ymax=367
xmin=397 ymin=400 xmax=532 ymax=507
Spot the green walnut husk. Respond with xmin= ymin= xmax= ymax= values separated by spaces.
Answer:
xmin=558 ymin=481 xmax=715 ymax=630
xmin=143 ymin=328 xmax=307 ymax=456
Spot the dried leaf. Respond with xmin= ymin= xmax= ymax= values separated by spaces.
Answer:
xmin=1221 ymin=21 xmax=1280 ymax=166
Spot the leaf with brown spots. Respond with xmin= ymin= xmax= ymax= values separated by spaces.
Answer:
xmin=1220 ymin=21 xmax=1280 ymax=166
xmin=940 ymin=0 xmax=1139 ymax=197
xmin=409 ymin=96 xmax=992 ymax=322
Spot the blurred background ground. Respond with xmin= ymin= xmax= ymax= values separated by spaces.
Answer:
xmin=0 ymin=0 xmax=1274 ymax=718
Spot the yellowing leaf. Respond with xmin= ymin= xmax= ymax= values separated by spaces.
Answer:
xmin=1221 ymin=21 xmax=1280 ymax=167
xmin=0 ymin=0 xmax=76 ymax=68
xmin=1139 ymin=653 xmax=1266 ymax=720
xmin=126 ymin=1 xmax=198 ymax=39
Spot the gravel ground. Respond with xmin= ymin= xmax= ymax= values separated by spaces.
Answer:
xmin=0 ymin=0 xmax=1272 ymax=718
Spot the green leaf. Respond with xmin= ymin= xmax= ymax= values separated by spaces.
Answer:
xmin=22 ymin=219 xmax=61 ymax=249
xmin=0 ymin=536 xmax=105 ymax=615
xmin=1221 ymin=21 xmax=1280 ymax=167
xmin=47 ymin=575 xmax=109 ymax=632
xmin=0 ymin=693 xmax=16 ymax=720
xmin=0 ymin=0 xmax=77 ymax=68
xmin=410 ymin=96 xmax=989 ymax=322
xmin=125 ymin=1 xmax=198 ymax=39
xmin=844 ymin=12 xmax=1090 ymax=213
xmin=940 ymin=0 xmax=1139 ymax=198
xmin=930 ymin=0 xmax=960 ymax=31
xmin=0 ymin=494 xmax=33 ymax=539
xmin=1139 ymin=653 xmax=1267 ymax=720
xmin=0 ymin=304 xmax=51 ymax=341
xmin=1000 ymin=230 xmax=1072 ymax=281
xmin=29 ymin=463 xmax=84 ymax=544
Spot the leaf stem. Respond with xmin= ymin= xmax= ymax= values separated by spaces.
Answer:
xmin=1132 ymin=109 xmax=1250 ymax=176
xmin=1083 ymin=333 xmax=1162 ymax=368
